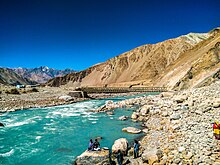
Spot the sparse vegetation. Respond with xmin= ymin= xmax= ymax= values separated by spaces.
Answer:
xmin=5 ymin=88 xmax=20 ymax=94
xmin=31 ymin=88 xmax=39 ymax=92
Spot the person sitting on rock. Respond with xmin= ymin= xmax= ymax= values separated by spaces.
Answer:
xmin=134 ymin=140 xmax=140 ymax=158
xmin=212 ymin=121 xmax=220 ymax=140
xmin=88 ymin=139 xmax=94 ymax=151
xmin=93 ymin=139 xmax=101 ymax=151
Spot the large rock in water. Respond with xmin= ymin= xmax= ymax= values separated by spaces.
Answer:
xmin=112 ymin=138 xmax=128 ymax=154
xmin=74 ymin=149 xmax=110 ymax=165
xmin=122 ymin=127 xmax=142 ymax=134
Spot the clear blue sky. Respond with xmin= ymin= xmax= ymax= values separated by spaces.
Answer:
xmin=0 ymin=0 xmax=219 ymax=71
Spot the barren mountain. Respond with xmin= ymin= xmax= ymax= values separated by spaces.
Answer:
xmin=13 ymin=66 xmax=74 ymax=84
xmin=46 ymin=28 xmax=220 ymax=90
xmin=0 ymin=68 xmax=36 ymax=85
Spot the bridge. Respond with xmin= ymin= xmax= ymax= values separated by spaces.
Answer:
xmin=75 ymin=86 xmax=167 ymax=94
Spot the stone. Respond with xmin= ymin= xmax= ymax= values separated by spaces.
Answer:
xmin=58 ymin=95 xmax=72 ymax=101
xmin=0 ymin=123 xmax=4 ymax=127
xmin=112 ymin=138 xmax=128 ymax=154
xmin=118 ymin=115 xmax=129 ymax=120
xmin=139 ymin=105 xmax=151 ymax=116
xmin=175 ymin=95 xmax=188 ymax=103
xmin=178 ymin=147 xmax=185 ymax=153
xmin=75 ymin=149 xmax=109 ymax=165
xmin=160 ymin=92 xmax=175 ymax=98
xmin=170 ymin=114 xmax=181 ymax=120
xmin=142 ymin=128 xmax=148 ymax=134
xmin=122 ymin=127 xmax=142 ymax=134
xmin=131 ymin=112 xmax=139 ymax=120
xmin=212 ymin=98 xmax=220 ymax=108
xmin=106 ymin=111 xmax=114 ymax=115
xmin=142 ymin=148 xmax=159 ymax=165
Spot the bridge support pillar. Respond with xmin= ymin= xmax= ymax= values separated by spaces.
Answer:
xmin=68 ymin=91 xmax=88 ymax=98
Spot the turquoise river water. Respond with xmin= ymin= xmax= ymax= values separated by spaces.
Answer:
xmin=0 ymin=93 xmax=158 ymax=165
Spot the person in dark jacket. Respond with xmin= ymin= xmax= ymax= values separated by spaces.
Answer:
xmin=116 ymin=150 xmax=123 ymax=165
xmin=93 ymin=139 xmax=101 ymax=151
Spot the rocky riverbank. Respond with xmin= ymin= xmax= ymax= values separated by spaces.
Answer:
xmin=0 ymin=86 xmax=144 ymax=113
xmin=0 ymin=86 xmax=88 ymax=112
xmin=76 ymin=80 xmax=220 ymax=164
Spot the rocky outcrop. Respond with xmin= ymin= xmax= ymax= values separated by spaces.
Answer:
xmin=74 ymin=149 xmax=110 ymax=165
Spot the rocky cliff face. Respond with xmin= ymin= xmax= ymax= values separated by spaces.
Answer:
xmin=13 ymin=66 xmax=74 ymax=84
xmin=46 ymin=28 xmax=220 ymax=89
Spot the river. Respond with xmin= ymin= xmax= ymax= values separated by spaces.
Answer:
xmin=0 ymin=93 xmax=158 ymax=165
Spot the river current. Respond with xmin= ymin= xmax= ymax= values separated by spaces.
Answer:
xmin=0 ymin=93 xmax=158 ymax=165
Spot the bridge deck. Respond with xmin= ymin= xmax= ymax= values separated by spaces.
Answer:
xmin=76 ymin=87 xmax=167 ymax=93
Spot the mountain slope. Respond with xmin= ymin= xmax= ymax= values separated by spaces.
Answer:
xmin=0 ymin=68 xmax=36 ymax=85
xmin=46 ymin=28 xmax=220 ymax=89
xmin=13 ymin=66 xmax=74 ymax=84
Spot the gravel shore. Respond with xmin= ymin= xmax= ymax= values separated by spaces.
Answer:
xmin=77 ymin=81 xmax=220 ymax=164
xmin=0 ymin=86 xmax=144 ymax=113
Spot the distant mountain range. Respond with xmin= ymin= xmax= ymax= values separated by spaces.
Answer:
xmin=0 ymin=66 xmax=75 ymax=85
xmin=46 ymin=27 xmax=220 ymax=90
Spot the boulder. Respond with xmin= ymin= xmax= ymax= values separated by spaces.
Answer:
xmin=139 ymin=105 xmax=151 ymax=116
xmin=68 ymin=91 xmax=87 ymax=98
xmin=118 ymin=115 xmax=129 ymax=121
xmin=106 ymin=111 xmax=114 ymax=115
xmin=212 ymin=98 xmax=220 ymax=108
xmin=170 ymin=113 xmax=181 ymax=120
xmin=175 ymin=95 xmax=188 ymax=103
xmin=160 ymin=92 xmax=175 ymax=98
xmin=58 ymin=95 xmax=72 ymax=101
xmin=112 ymin=138 xmax=128 ymax=154
xmin=142 ymin=148 xmax=163 ymax=165
xmin=131 ymin=112 xmax=139 ymax=120
xmin=75 ymin=149 xmax=109 ymax=165
xmin=0 ymin=123 xmax=4 ymax=127
xmin=122 ymin=127 xmax=142 ymax=134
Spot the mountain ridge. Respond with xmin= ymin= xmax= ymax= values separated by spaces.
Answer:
xmin=0 ymin=66 xmax=75 ymax=85
xmin=46 ymin=28 xmax=220 ymax=89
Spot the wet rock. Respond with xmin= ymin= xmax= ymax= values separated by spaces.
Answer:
xmin=118 ymin=115 xmax=129 ymax=121
xmin=106 ymin=111 xmax=114 ymax=115
xmin=122 ymin=127 xmax=142 ymax=134
xmin=0 ymin=123 xmax=4 ymax=127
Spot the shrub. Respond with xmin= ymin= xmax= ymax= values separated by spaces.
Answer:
xmin=10 ymin=88 xmax=20 ymax=94
xmin=31 ymin=88 xmax=39 ymax=92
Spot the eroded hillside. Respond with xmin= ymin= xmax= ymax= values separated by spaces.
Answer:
xmin=46 ymin=28 xmax=220 ymax=89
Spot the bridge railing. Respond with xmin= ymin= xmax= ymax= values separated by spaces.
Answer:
xmin=75 ymin=87 xmax=167 ymax=93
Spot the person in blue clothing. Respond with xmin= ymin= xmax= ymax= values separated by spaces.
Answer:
xmin=88 ymin=139 xmax=94 ymax=151
xmin=133 ymin=140 xmax=140 ymax=159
